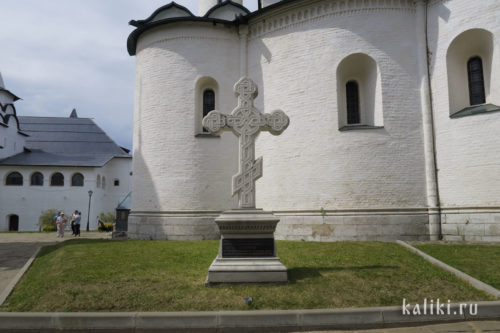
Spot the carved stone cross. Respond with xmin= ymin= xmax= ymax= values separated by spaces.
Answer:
xmin=202 ymin=77 xmax=289 ymax=209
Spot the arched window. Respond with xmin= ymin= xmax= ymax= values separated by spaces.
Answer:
xmin=468 ymin=56 xmax=486 ymax=106
xmin=346 ymin=81 xmax=360 ymax=124
xmin=96 ymin=175 xmax=101 ymax=188
xmin=71 ymin=173 xmax=84 ymax=187
xmin=50 ymin=172 xmax=64 ymax=186
xmin=30 ymin=172 xmax=43 ymax=186
xmin=5 ymin=172 xmax=23 ymax=186
xmin=102 ymin=176 xmax=106 ymax=189
xmin=202 ymin=89 xmax=215 ymax=132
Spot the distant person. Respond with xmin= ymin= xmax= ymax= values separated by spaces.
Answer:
xmin=71 ymin=210 xmax=78 ymax=236
xmin=56 ymin=212 xmax=68 ymax=238
xmin=54 ymin=212 xmax=60 ymax=235
xmin=74 ymin=211 xmax=81 ymax=237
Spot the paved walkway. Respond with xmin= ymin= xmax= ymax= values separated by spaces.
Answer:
xmin=303 ymin=320 xmax=500 ymax=332
xmin=0 ymin=232 xmax=111 ymax=297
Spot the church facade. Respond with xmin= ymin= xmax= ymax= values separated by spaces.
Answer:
xmin=0 ymin=74 xmax=132 ymax=231
xmin=127 ymin=0 xmax=500 ymax=242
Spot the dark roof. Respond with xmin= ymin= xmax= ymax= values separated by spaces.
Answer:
xmin=204 ymin=1 xmax=250 ymax=18
xmin=127 ymin=0 xmax=254 ymax=55
xmin=0 ymin=116 xmax=130 ymax=167
xmin=129 ymin=2 xmax=195 ymax=27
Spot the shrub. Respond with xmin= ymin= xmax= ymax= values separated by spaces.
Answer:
xmin=38 ymin=209 xmax=61 ymax=232
xmin=99 ymin=212 xmax=115 ymax=223
xmin=41 ymin=225 xmax=56 ymax=232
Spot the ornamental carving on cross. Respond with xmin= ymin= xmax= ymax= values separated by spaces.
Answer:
xmin=202 ymin=77 xmax=289 ymax=209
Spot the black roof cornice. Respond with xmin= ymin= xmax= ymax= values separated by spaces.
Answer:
xmin=129 ymin=2 xmax=195 ymax=27
xmin=127 ymin=17 xmax=240 ymax=56
xmin=203 ymin=0 xmax=251 ymax=18
xmin=127 ymin=0 xmax=309 ymax=56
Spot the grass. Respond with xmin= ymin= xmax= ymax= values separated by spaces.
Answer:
xmin=414 ymin=243 xmax=500 ymax=290
xmin=0 ymin=240 xmax=493 ymax=312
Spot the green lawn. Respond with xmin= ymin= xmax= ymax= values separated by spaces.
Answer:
xmin=414 ymin=243 xmax=500 ymax=290
xmin=0 ymin=240 xmax=493 ymax=312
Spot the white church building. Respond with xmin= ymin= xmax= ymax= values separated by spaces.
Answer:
xmin=0 ymin=74 xmax=132 ymax=231
xmin=126 ymin=0 xmax=500 ymax=242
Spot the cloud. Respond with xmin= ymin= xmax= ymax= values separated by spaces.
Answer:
xmin=0 ymin=0 xmax=258 ymax=149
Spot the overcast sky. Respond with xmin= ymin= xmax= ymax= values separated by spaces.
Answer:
xmin=0 ymin=0 xmax=258 ymax=150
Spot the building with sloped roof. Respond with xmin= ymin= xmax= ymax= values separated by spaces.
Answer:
xmin=0 ymin=74 xmax=132 ymax=231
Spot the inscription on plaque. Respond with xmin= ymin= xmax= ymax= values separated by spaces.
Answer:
xmin=222 ymin=238 xmax=274 ymax=258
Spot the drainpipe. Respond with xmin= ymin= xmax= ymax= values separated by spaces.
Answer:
xmin=415 ymin=0 xmax=441 ymax=240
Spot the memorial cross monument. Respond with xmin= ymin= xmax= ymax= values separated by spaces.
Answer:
xmin=203 ymin=77 xmax=289 ymax=283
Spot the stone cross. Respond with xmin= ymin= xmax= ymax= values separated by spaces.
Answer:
xmin=202 ymin=77 xmax=289 ymax=209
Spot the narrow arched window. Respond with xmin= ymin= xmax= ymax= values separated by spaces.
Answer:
xmin=346 ymin=81 xmax=360 ymax=124
xmin=71 ymin=173 xmax=84 ymax=187
xmin=468 ymin=57 xmax=486 ymax=106
xmin=31 ymin=172 xmax=43 ymax=186
xmin=6 ymin=172 xmax=23 ymax=186
xmin=202 ymin=89 xmax=215 ymax=132
xmin=96 ymin=175 xmax=101 ymax=188
xmin=102 ymin=176 xmax=106 ymax=189
xmin=50 ymin=172 xmax=64 ymax=186
xmin=203 ymin=89 xmax=215 ymax=118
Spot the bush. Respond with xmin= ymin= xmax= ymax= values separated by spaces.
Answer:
xmin=99 ymin=212 xmax=115 ymax=223
xmin=41 ymin=225 xmax=56 ymax=232
xmin=38 ymin=209 xmax=60 ymax=232
xmin=98 ymin=222 xmax=114 ymax=232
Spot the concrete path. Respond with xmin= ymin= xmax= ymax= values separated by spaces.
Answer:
xmin=0 ymin=231 xmax=111 ymax=301
xmin=302 ymin=320 xmax=500 ymax=332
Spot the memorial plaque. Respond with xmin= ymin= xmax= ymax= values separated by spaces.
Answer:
xmin=222 ymin=238 xmax=274 ymax=258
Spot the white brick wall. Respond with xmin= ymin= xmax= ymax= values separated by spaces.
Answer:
xmin=0 ymin=158 xmax=131 ymax=231
xmin=130 ymin=0 xmax=500 ymax=241
xmin=428 ymin=0 xmax=500 ymax=241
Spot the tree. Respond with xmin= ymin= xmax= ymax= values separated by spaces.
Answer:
xmin=38 ymin=209 xmax=60 ymax=232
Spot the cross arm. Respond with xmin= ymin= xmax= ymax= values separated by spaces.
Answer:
xmin=263 ymin=110 xmax=290 ymax=135
xmin=202 ymin=110 xmax=227 ymax=135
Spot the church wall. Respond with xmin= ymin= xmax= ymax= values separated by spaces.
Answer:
xmin=428 ymin=0 xmax=500 ymax=241
xmin=129 ymin=22 xmax=240 ymax=240
xmin=245 ymin=0 xmax=429 ymax=241
xmin=0 ymin=160 xmax=131 ymax=231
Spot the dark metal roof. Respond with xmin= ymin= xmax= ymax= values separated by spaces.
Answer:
xmin=127 ymin=0 xmax=255 ymax=56
xmin=0 ymin=116 xmax=130 ymax=167
xmin=204 ymin=0 xmax=250 ymax=18
xmin=126 ymin=0 xmax=305 ymax=56
xmin=129 ymin=2 xmax=195 ymax=27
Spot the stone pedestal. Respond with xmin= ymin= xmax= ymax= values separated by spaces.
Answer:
xmin=206 ymin=209 xmax=288 ymax=284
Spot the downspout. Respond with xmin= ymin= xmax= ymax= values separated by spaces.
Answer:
xmin=415 ymin=0 xmax=442 ymax=240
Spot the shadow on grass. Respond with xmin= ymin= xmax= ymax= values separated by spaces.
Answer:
xmin=288 ymin=265 xmax=400 ymax=283
xmin=38 ymin=239 xmax=114 ymax=258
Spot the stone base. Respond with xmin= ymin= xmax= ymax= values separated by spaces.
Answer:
xmin=206 ymin=209 xmax=288 ymax=284
xmin=111 ymin=231 xmax=128 ymax=239
xmin=207 ymin=257 xmax=288 ymax=284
